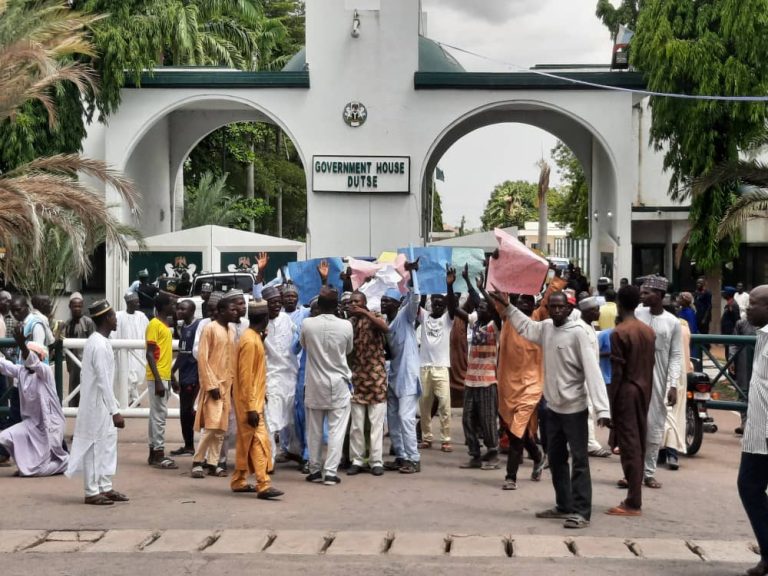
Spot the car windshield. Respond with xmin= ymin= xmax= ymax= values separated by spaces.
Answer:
xmin=191 ymin=275 xmax=254 ymax=296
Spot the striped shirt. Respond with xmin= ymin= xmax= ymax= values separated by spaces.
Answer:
xmin=743 ymin=325 xmax=768 ymax=455
xmin=465 ymin=321 xmax=498 ymax=388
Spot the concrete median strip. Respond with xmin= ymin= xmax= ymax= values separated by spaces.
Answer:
xmin=0 ymin=529 xmax=757 ymax=563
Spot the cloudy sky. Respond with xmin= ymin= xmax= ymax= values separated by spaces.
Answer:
xmin=420 ymin=0 xmax=615 ymax=229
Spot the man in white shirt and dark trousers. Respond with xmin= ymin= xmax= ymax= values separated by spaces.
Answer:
xmin=737 ymin=285 xmax=768 ymax=576
xmin=302 ymin=286 xmax=354 ymax=486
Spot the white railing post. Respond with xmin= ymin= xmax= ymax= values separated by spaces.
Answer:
xmin=117 ymin=348 xmax=130 ymax=411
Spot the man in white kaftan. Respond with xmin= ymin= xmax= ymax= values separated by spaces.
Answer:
xmin=262 ymin=286 xmax=299 ymax=464
xmin=65 ymin=300 xmax=128 ymax=505
xmin=114 ymin=292 xmax=148 ymax=405
xmin=637 ymin=276 xmax=682 ymax=488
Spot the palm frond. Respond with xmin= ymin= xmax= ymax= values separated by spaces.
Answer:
xmin=717 ymin=188 xmax=768 ymax=239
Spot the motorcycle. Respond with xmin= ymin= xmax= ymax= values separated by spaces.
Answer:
xmin=686 ymin=371 xmax=719 ymax=456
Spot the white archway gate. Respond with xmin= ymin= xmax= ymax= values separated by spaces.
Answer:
xmin=82 ymin=0 xmax=656 ymax=304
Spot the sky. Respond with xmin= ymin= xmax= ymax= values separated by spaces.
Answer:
xmin=420 ymin=0 xmax=615 ymax=229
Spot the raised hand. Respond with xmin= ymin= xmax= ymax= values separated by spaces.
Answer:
xmin=446 ymin=265 xmax=457 ymax=286
xmin=404 ymin=257 xmax=420 ymax=273
xmin=475 ymin=272 xmax=485 ymax=291
xmin=317 ymin=259 xmax=330 ymax=281
xmin=461 ymin=263 xmax=469 ymax=282
xmin=256 ymin=252 xmax=269 ymax=271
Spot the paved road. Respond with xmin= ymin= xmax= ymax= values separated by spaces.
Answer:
xmin=0 ymin=409 xmax=756 ymax=575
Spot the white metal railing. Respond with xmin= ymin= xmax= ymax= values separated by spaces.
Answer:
xmin=62 ymin=338 xmax=180 ymax=418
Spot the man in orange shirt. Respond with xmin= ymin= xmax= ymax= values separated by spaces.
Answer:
xmin=231 ymin=300 xmax=283 ymax=499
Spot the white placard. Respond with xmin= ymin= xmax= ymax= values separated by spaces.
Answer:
xmin=313 ymin=156 xmax=410 ymax=194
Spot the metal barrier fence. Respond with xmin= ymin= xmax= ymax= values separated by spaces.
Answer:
xmin=690 ymin=333 xmax=755 ymax=413
xmin=0 ymin=337 xmax=180 ymax=420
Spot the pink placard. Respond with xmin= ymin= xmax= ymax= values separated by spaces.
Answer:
xmin=487 ymin=228 xmax=549 ymax=295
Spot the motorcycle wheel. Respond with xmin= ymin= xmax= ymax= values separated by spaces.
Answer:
xmin=686 ymin=403 xmax=703 ymax=456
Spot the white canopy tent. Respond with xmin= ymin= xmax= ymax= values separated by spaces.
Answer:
xmin=126 ymin=225 xmax=306 ymax=274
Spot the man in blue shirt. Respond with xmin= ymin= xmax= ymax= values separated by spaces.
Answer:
xmin=171 ymin=300 xmax=199 ymax=456
xmin=382 ymin=260 xmax=421 ymax=475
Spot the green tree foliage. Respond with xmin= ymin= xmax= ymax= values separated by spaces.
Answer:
xmin=549 ymin=141 xmax=589 ymax=238
xmin=183 ymin=170 xmax=272 ymax=230
xmin=481 ymin=180 xmax=538 ymax=231
xmin=184 ymin=122 xmax=306 ymax=239
xmin=595 ymin=0 xmax=640 ymax=39
xmin=0 ymin=0 xmax=139 ymax=297
xmin=631 ymin=0 xmax=768 ymax=272
xmin=432 ymin=187 xmax=444 ymax=233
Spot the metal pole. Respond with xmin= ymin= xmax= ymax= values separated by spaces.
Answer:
xmin=117 ymin=348 xmax=129 ymax=411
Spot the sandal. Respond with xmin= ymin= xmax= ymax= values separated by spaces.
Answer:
xmin=84 ymin=494 xmax=114 ymax=506
xmin=101 ymin=490 xmax=130 ymax=502
xmin=588 ymin=448 xmax=612 ymax=458
xmin=644 ymin=477 xmax=662 ymax=489
xmin=605 ymin=502 xmax=641 ymax=516
xmin=191 ymin=464 xmax=205 ymax=479
xmin=209 ymin=466 xmax=228 ymax=477
xmin=563 ymin=515 xmax=590 ymax=529
xmin=152 ymin=457 xmax=178 ymax=470
xmin=232 ymin=485 xmax=256 ymax=493
xmin=440 ymin=442 xmax=453 ymax=453
xmin=502 ymin=479 xmax=518 ymax=491
xmin=418 ymin=441 xmax=432 ymax=449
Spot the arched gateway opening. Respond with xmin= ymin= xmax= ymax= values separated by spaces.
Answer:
xmin=420 ymin=101 xmax=622 ymax=283
xmin=120 ymin=94 xmax=307 ymax=240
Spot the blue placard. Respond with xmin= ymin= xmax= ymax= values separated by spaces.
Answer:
xmin=397 ymin=246 xmax=452 ymax=295
xmin=287 ymin=258 xmax=346 ymax=305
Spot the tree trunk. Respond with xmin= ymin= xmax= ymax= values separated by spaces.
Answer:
xmin=246 ymin=138 xmax=255 ymax=232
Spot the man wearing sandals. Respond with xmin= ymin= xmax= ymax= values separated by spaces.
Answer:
xmin=65 ymin=300 xmax=128 ymax=505
xmin=231 ymin=300 xmax=283 ymax=500
xmin=146 ymin=292 xmax=179 ymax=470
xmin=637 ymin=275 xmax=682 ymax=490
xmin=606 ymin=286 xmax=656 ymax=516
xmin=192 ymin=294 xmax=240 ymax=478
xmin=416 ymin=272 xmax=455 ymax=454
xmin=490 ymin=290 xmax=610 ymax=529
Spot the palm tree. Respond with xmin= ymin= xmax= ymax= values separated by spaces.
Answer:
xmin=687 ymin=160 xmax=768 ymax=240
xmin=0 ymin=0 xmax=138 ymax=296
xmin=182 ymin=171 xmax=241 ymax=228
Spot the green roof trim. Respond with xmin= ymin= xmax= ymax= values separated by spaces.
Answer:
xmin=124 ymin=70 xmax=310 ymax=88
xmin=632 ymin=206 xmax=689 ymax=212
xmin=414 ymin=71 xmax=646 ymax=90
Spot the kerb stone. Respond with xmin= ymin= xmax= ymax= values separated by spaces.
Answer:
xmin=326 ymin=531 xmax=389 ymax=556
xmin=449 ymin=534 xmax=507 ymax=557
xmin=388 ymin=532 xmax=447 ymax=556
xmin=204 ymin=530 xmax=271 ymax=554
xmin=691 ymin=540 xmax=759 ymax=564
xmin=511 ymin=535 xmax=572 ymax=558
xmin=569 ymin=536 xmax=636 ymax=559
xmin=0 ymin=531 xmax=46 ymax=553
xmin=630 ymin=538 xmax=700 ymax=561
xmin=144 ymin=530 xmax=214 ymax=553
xmin=265 ymin=531 xmax=328 ymax=555
xmin=87 ymin=530 xmax=156 ymax=553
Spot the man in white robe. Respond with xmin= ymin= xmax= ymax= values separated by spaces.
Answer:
xmin=637 ymin=276 xmax=682 ymax=489
xmin=0 ymin=337 xmax=67 ymax=477
xmin=262 ymin=286 xmax=299 ymax=464
xmin=65 ymin=300 xmax=128 ymax=505
xmin=114 ymin=292 xmax=148 ymax=405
